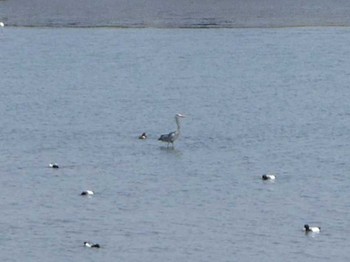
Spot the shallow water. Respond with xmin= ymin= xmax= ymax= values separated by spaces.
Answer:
xmin=1 ymin=27 xmax=350 ymax=261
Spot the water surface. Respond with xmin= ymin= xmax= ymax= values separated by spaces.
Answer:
xmin=1 ymin=27 xmax=350 ymax=261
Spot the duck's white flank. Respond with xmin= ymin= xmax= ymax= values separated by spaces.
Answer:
xmin=262 ymin=174 xmax=276 ymax=180
xmin=81 ymin=190 xmax=94 ymax=196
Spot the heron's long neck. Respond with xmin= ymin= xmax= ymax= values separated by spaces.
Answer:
xmin=175 ymin=116 xmax=181 ymax=133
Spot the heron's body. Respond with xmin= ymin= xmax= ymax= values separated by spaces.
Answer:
xmin=158 ymin=114 xmax=185 ymax=146
xmin=159 ymin=131 xmax=178 ymax=144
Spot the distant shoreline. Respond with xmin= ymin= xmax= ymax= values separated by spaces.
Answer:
xmin=2 ymin=0 xmax=350 ymax=29
xmin=4 ymin=24 xmax=350 ymax=29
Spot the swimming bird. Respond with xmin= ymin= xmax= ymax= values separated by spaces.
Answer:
xmin=81 ymin=190 xmax=94 ymax=196
xmin=304 ymin=224 xmax=321 ymax=233
xmin=49 ymin=163 xmax=59 ymax=169
xmin=262 ymin=174 xmax=276 ymax=180
xmin=158 ymin=113 xmax=185 ymax=147
xmin=84 ymin=242 xmax=100 ymax=248
xmin=138 ymin=132 xmax=147 ymax=139
xmin=0 ymin=22 xmax=4 ymax=27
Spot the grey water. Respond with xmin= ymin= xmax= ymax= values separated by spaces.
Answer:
xmin=3 ymin=0 xmax=350 ymax=28
xmin=1 ymin=26 xmax=350 ymax=261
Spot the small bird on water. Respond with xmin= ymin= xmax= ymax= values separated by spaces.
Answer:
xmin=49 ymin=163 xmax=59 ymax=169
xmin=81 ymin=190 xmax=94 ymax=196
xmin=304 ymin=224 xmax=321 ymax=233
xmin=158 ymin=113 xmax=185 ymax=147
xmin=262 ymin=174 xmax=276 ymax=180
xmin=138 ymin=132 xmax=147 ymax=139
xmin=84 ymin=242 xmax=100 ymax=248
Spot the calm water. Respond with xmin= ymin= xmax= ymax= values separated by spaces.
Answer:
xmin=2 ymin=0 xmax=350 ymax=28
xmin=1 ymin=27 xmax=350 ymax=261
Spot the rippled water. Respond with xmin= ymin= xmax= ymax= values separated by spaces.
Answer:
xmin=1 ymin=27 xmax=350 ymax=261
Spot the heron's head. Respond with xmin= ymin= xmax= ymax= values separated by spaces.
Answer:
xmin=176 ymin=113 xmax=185 ymax=118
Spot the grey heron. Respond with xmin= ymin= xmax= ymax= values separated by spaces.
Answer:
xmin=158 ymin=113 xmax=185 ymax=147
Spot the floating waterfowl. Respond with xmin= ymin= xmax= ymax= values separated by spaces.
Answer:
xmin=262 ymin=174 xmax=276 ymax=180
xmin=84 ymin=242 xmax=100 ymax=248
xmin=304 ymin=224 xmax=321 ymax=233
xmin=81 ymin=190 xmax=94 ymax=196
xmin=49 ymin=163 xmax=59 ymax=169
xmin=138 ymin=132 xmax=147 ymax=139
